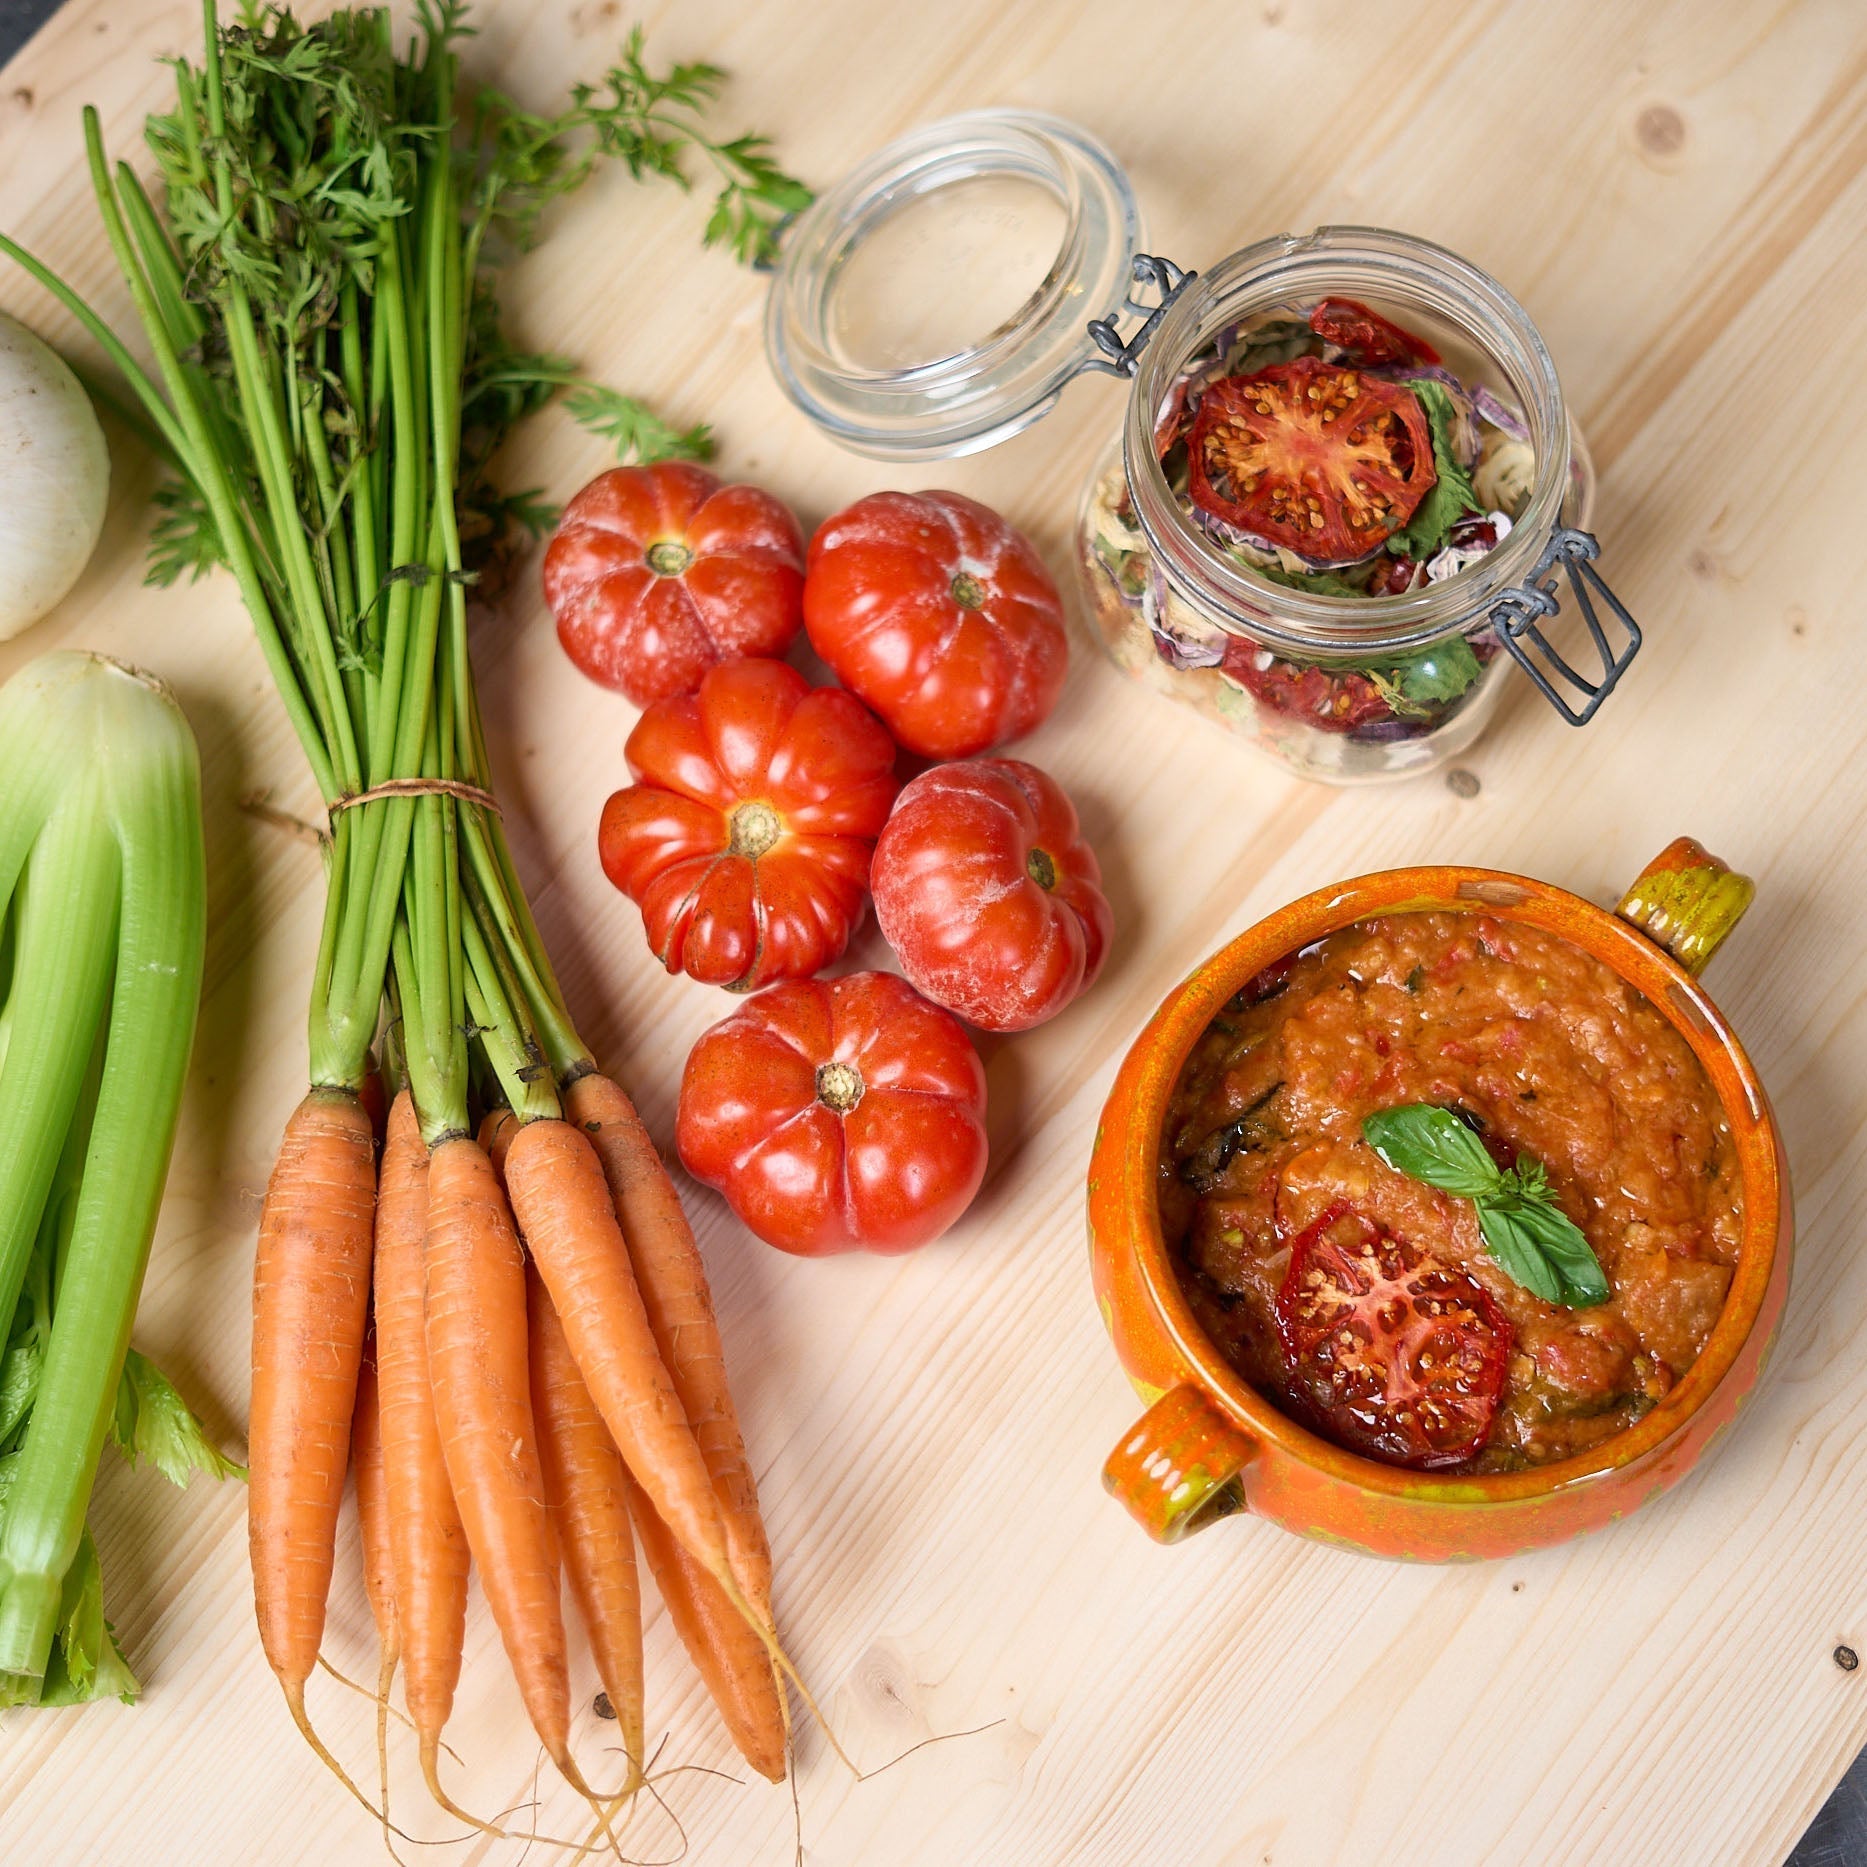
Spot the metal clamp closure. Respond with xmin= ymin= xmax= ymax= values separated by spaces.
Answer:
xmin=1491 ymin=528 xmax=1641 ymax=726
xmin=1080 ymin=255 xmax=1197 ymax=379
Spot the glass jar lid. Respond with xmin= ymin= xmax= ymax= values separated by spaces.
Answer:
xmin=764 ymin=110 xmax=1141 ymax=460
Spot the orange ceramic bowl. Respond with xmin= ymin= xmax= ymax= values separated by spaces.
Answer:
xmin=1088 ymin=839 xmax=1790 ymax=1560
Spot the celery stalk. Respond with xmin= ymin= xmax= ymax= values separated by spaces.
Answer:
xmin=0 ymin=795 xmax=119 ymax=1338
xmin=0 ymin=653 xmax=212 ymax=1701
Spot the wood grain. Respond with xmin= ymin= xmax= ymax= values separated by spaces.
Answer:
xmin=1 ymin=1 xmax=1864 ymax=1862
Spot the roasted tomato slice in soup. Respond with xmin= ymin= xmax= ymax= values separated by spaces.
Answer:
xmin=1188 ymin=356 xmax=1436 ymax=561
xmin=1274 ymin=1202 xmax=1512 ymax=1468
xmin=1308 ymin=295 xmax=1442 ymax=369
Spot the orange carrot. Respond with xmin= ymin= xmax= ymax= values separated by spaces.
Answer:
xmin=351 ymin=1337 xmax=397 ymax=1844
xmin=372 ymin=1091 xmax=471 ymax=1811
xmin=527 ymin=1258 xmax=647 ymax=1783
xmin=352 ymin=1339 xmax=397 ymax=1658
xmin=624 ymin=1469 xmax=786 ymax=1783
xmin=249 ymin=1086 xmax=377 ymax=1758
xmin=421 ymin=1135 xmax=581 ymax=1787
xmin=502 ymin=1118 xmax=732 ymax=1593
xmin=479 ymin=1105 xmax=518 ymax=1181
xmin=565 ymin=1073 xmax=773 ymax=1621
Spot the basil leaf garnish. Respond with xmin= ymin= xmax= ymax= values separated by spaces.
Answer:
xmin=1475 ymin=1205 xmax=1564 ymax=1305
xmin=1359 ymin=1104 xmax=1610 ymax=1309
xmin=1498 ymin=1198 xmax=1611 ymax=1308
xmin=1361 ymin=1105 xmax=1498 ymax=1200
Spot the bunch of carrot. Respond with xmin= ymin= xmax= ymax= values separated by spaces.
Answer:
xmin=267 ymin=1050 xmax=789 ymax=1826
xmin=0 ymin=0 xmax=811 ymax=1829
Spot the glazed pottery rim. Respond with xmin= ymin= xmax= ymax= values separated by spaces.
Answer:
xmin=1125 ymin=863 xmax=1783 ymax=1505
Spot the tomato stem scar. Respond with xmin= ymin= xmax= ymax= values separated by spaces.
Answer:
xmin=728 ymin=800 xmax=782 ymax=860
xmin=814 ymin=1060 xmax=864 ymax=1113
xmin=1026 ymin=847 xmax=1057 ymax=890
xmin=645 ymin=539 xmax=693 ymax=577
xmin=949 ymin=571 xmax=986 ymax=610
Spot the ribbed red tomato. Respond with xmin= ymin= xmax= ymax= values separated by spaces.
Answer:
xmin=870 ymin=758 xmax=1112 ymax=1032
xmin=544 ymin=462 xmax=805 ymax=706
xmin=598 ymin=658 xmax=899 ymax=991
xmin=677 ymin=972 xmax=989 ymax=1256
xmin=803 ymin=490 xmax=1068 ymax=758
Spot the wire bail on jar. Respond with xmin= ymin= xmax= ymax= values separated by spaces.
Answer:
xmin=1488 ymin=529 xmax=1642 ymax=726
xmin=1079 ymin=254 xmax=1198 ymax=379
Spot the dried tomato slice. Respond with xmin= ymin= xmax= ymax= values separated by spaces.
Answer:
xmin=1274 ymin=1201 xmax=1512 ymax=1469
xmin=1218 ymin=636 xmax=1393 ymax=734
xmin=1309 ymin=296 xmax=1441 ymax=369
xmin=1187 ymin=358 xmax=1436 ymax=562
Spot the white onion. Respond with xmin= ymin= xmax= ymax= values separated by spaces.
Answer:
xmin=0 ymin=312 xmax=109 ymax=640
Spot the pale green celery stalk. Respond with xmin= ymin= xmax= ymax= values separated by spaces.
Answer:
xmin=39 ymin=1001 xmax=104 ymax=1319
xmin=0 ymin=878 xmax=229 ymax=1710
xmin=0 ymin=918 xmax=12 ymax=1116
xmin=0 ymin=734 xmax=122 ymax=1345
xmin=0 ymin=1018 xmax=136 ymax=1710
xmin=0 ymin=1006 xmax=88 ymax=1459
xmin=0 ymin=654 xmax=206 ymax=1696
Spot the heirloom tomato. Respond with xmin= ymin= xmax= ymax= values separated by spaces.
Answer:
xmin=803 ymin=490 xmax=1067 ymax=758
xmin=544 ymin=461 xmax=804 ymax=705
xmin=598 ymin=658 xmax=899 ymax=991
xmin=871 ymin=758 xmax=1111 ymax=1032
xmin=677 ymin=971 xmax=989 ymax=1256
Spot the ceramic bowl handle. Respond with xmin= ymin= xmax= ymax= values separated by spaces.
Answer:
xmin=1616 ymin=837 xmax=1755 ymax=977
xmin=1102 ymin=1385 xmax=1255 ymax=1543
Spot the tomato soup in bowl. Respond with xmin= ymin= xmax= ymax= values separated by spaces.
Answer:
xmin=1088 ymin=840 xmax=1789 ymax=1559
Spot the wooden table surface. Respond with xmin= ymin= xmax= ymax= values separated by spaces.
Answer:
xmin=2 ymin=1 xmax=1864 ymax=1862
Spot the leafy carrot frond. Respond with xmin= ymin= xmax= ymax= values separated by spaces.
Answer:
xmin=465 ymin=21 xmax=811 ymax=263
xmin=560 ymin=386 xmax=712 ymax=465
xmin=146 ymin=475 xmax=223 ymax=587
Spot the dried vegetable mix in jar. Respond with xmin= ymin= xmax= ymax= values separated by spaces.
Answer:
xmin=1087 ymin=295 xmax=1539 ymax=742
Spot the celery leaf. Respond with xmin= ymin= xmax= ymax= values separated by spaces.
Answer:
xmin=33 ymin=1528 xmax=138 ymax=1707
xmin=0 ymin=1336 xmax=41 ymax=1447
xmin=110 ymin=1351 xmax=245 ymax=1486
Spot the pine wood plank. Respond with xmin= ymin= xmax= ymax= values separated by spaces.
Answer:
xmin=0 ymin=2 xmax=1862 ymax=1862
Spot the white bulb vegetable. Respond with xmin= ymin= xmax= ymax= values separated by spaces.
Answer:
xmin=0 ymin=311 xmax=109 ymax=640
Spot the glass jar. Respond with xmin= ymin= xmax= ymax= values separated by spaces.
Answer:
xmin=765 ymin=116 xmax=1639 ymax=783
xmin=1077 ymin=228 xmax=1610 ymax=782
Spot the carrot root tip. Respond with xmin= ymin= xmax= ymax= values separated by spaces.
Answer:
xmin=712 ymin=1568 xmax=850 ymax=1779
xmin=281 ymin=1677 xmax=387 ymax=1827
xmin=417 ymin=1737 xmax=592 ymax=1849
xmin=373 ymin=1650 xmax=399 ymax=1867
